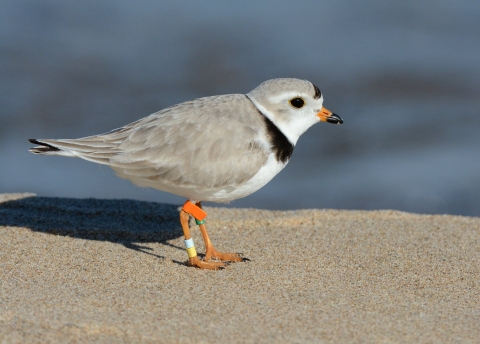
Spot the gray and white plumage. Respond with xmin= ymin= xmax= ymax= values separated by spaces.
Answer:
xmin=29 ymin=78 xmax=342 ymax=203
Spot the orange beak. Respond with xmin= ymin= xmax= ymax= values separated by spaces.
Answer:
xmin=317 ymin=107 xmax=343 ymax=124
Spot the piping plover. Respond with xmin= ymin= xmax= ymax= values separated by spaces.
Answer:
xmin=29 ymin=78 xmax=343 ymax=269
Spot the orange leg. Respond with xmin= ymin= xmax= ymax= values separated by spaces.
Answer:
xmin=196 ymin=202 xmax=244 ymax=263
xmin=179 ymin=209 xmax=225 ymax=270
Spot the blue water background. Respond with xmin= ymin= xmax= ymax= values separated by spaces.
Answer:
xmin=1 ymin=1 xmax=479 ymax=216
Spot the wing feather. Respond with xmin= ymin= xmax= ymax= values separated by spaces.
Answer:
xmin=110 ymin=95 xmax=270 ymax=189
xmin=41 ymin=94 xmax=270 ymax=194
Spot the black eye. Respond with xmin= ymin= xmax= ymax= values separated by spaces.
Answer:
xmin=289 ymin=97 xmax=305 ymax=109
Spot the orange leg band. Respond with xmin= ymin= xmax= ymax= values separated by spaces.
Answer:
xmin=182 ymin=200 xmax=207 ymax=221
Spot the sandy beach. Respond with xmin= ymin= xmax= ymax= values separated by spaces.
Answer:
xmin=1 ymin=193 xmax=479 ymax=343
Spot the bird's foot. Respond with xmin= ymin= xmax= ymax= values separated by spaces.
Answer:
xmin=188 ymin=256 xmax=226 ymax=270
xmin=206 ymin=249 xmax=247 ymax=262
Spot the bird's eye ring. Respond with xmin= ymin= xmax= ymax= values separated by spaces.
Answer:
xmin=289 ymin=97 xmax=305 ymax=109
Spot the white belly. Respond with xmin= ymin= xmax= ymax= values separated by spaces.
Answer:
xmin=203 ymin=153 xmax=286 ymax=202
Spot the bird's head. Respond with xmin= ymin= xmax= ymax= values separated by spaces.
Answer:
xmin=247 ymin=78 xmax=342 ymax=144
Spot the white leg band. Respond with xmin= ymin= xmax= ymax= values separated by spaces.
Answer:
xmin=184 ymin=238 xmax=195 ymax=249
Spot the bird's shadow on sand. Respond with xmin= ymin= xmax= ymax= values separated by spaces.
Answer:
xmin=0 ymin=196 xmax=188 ymax=263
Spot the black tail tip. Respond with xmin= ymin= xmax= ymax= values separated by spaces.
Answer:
xmin=28 ymin=139 xmax=60 ymax=152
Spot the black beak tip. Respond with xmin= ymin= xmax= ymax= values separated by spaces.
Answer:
xmin=327 ymin=113 xmax=343 ymax=124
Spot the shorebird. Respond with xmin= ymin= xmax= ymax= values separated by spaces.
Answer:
xmin=29 ymin=78 xmax=343 ymax=269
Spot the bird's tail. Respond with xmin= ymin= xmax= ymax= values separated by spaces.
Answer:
xmin=28 ymin=138 xmax=120 ymax=165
